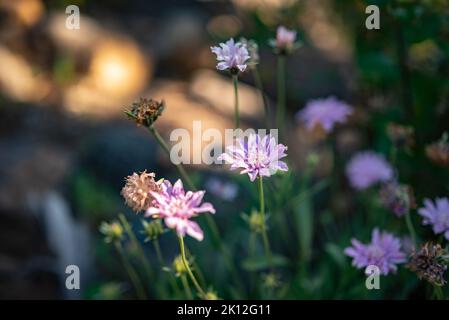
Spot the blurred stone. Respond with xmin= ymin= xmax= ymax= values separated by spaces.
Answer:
xmin=207 ymin=15 xmax=242 ymax=39
xmin=190 ymin=69 xmax=264 ymax=120
xmin=0 ymin=46 xmax=51 ymax=102
xmin=63 ymin=38 xmax=151 ymax=117
xmin=45 ymin=13 xmax=105 ymax=54
xmin=0 ymin=0 xmax=44 ymax=27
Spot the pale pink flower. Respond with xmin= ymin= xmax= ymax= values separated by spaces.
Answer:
xmin=145 ymin=179 xmax=215 ymax=241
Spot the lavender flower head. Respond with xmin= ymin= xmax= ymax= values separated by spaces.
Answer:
xmin=344 ymin=228 xmax=406 ymax=275
xmin=346 ymin=151 xmax=393 ymax=190
xmin=274 ymin=26 xmax=296 ymax=53
xmin=418 ymin=197 xmax=449 ymax=240
xmin=217 ymin=133 xmax=288 ymax=182
xmin=210 ymin=38 xmax=250 ymax=74
xmin=145 ymin=179 xmax=215 ymax=241
xmin=296 ymin=96 xmax=353 ymax=133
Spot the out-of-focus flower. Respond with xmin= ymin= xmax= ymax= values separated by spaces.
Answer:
xmin=173 ymin=255 xmax=189 ymax=276
xmin=418 ymin=197 xmax=449 ymax=240
xmin=205 ymin=178 xmax=238 ymax=201
xmin=141 ymin=219 xmax=164 ymax=242
xmin=296 ymin=96 xmax=353 ymax=133
xmin=240 ymin=38 xmax=259 ymax=68
xmin=210 ymin=38 xmax=250 ymax=74
xmin=242 ymin=209 xmax=266 ymax=233
xmin=121 ymin=171 xmax=162 ymax=213
xmin=270 ymin=26 xmax=299 ymax=55
xmin=426 ymin=133 xmax=449 ymax=168
xmin=204 ymin=290 xmax=220 ymax=300
xmin=407 ymin=242 xmax=448 ymax=286
xmin=125 ymin=98 xmax=164 ymax=128
xmin=387 ymin=123 xmax=415 ymax=150
xmin=99 ymin=220 xmax=124 ymax=243
xmin=145 ymin=179 xmax=215 ymax=241
xmin=262 ymin=272 xmax=281 ymax=289
xmin=344 ymin=228 xmax=406 ymax=275
xmin=346 ymin=151 xmax=393 ymax=190
xmin=379 ymin=181 xmax=415 ymax=217
xmin=93 ymin=282 xmax=125 ymax=300
xmin=217 ymin=133 xmax=288 ymax=182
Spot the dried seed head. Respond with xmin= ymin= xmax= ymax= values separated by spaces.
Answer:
xmin=121 ymin=171 xmax=162 ymax=213
xmin=126 ymin=98 xmax=164 ymax=127
xmin=406 ymin=242 xmax=448 ymax=287
xmin=426 ymin=133 xmax=449 ymax=168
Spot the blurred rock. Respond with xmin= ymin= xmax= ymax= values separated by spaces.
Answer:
xmin=0 ymin=46 xmax=51 ymax=102
xmin=190 ymin=69 xmax=264 ymax=120
xmin=0 ymin=0 xmax=44 ymax=27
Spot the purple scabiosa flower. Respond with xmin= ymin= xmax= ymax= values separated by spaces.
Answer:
xmin=145 ymin=179 xmax=215 ymax=241
xmin=296 ymin=96 xmax=353 ymax=133
xmin=344 ymin=228 xmax=406 ymax=275
xmin=217 ymin=133 xmax=288 ymax=182
xmin=418 ymin=197 xmax=449 ymax=240
xmin=210 ymin=38 xmax=250 ymax=74
xmin=346 ymin=151 xmax=393 ymax=190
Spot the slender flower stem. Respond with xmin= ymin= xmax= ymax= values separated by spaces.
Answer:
xmin=178 ymin=235 xmax=206 ymax=298
xmin=118 ymin=214 xmax=154 ymax=279
xmin=152 ymin=239 xmax=181 ymax=296
xmin=148 ymin=126 xmax=196 ymax=191
xmin=405 ymin=210 xmax=417 ymax=246
xmin=276 ymin=54 xmax=286 ymax=137
xmin=433 ymin=285 xmax=444 ymax=300
xmin=252 ymin=67 xmax=270 ymax=128
xmin=181 ymin=274 xmax=193 ymax=300
xmin=258 ymin=177 xmax=273 ymax=267
xmin=114 ymin=241 xmax=147 ymax=300
xmin=232 ymin=74 xmax=240 ymax=128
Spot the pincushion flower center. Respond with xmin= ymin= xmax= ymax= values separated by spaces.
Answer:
xmin=367 ymin=245 xmax=385 ymax=261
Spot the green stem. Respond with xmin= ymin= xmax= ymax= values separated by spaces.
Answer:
xmin=118 ymin=214 xmax=154 ymax=279
xmin=232 ymin=74 xmax=240 ymax=128
xmin=276 ymin=55 xmax=286 ymax=137
xmin=181 ymin=274 xmax=194 ymax=300
xmin=114 ymin=241 xmax=147 ymax=300
xmin=148 ymin=126 xmax=196 ymax=191
xmin=252 ymin=67 xmax=270 ymax=127
xmin=178 ymin=235 xmax=206 ymax=298
xmin=405 ymin=210 xmax=417 ymax=247
xmin=152 ymin=240 xmax=181 ymax=297
xmin=433 ymin=285 xmax=444 ymax=300
xmin=259 ymin=177 xmax=273 ymax=268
